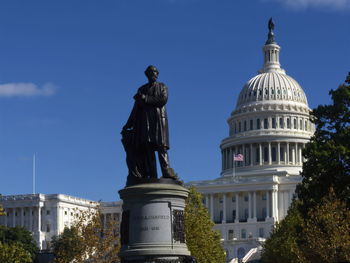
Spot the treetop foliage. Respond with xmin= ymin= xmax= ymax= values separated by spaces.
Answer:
xmin=0 ymin=194 xmax=5 ymax=216
xmin=0 ymin=226 xmax=38 ymax=261
xmin=51 ymin=203 xmax=120 ymax=263
xmin=0 ymin=241 xmax=32 ymax=263
xmin=185 ymin=186 xmax=225 ymax=263
xmin=297 ymin=72 xmax=350 ymax=215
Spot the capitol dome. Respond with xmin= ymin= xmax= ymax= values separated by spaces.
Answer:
xmin=236 ymin=72 xmax=308 ymax=109
xmin=220 ymin=19 xmax=315 ymax=177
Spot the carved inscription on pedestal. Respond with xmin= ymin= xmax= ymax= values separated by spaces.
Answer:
xmin=173 ymin=209 xmax=185 ymax=243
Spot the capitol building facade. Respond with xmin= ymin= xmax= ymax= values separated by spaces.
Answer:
xmin=0 ymin=194 xmax=121 ymax=250
xmin=188 ymin=20 xmax=315 ymax=262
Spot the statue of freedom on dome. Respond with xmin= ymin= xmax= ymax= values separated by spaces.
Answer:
xmin=121 ymin=65 xmax=175 ymax=184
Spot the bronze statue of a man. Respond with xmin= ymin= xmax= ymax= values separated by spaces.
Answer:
xmin=122 ymin=65 xmax=174 ymax=181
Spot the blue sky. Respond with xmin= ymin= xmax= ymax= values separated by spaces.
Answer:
xmin=0 ymin=0 xmax=349 ymax=201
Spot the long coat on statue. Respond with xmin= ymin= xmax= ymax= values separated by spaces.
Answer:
xmin=127 ymin=82 xmax=170 ymax=149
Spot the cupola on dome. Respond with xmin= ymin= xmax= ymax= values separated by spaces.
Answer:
xmin=235 ymin=18 xmax=308 ymax=110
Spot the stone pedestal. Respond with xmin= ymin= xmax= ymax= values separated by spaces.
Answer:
xmin=118 ymin=180 xmax=192 ymax=263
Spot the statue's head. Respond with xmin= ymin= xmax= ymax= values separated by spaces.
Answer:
xmin=145 ymin=65 xmax=159 ymax=83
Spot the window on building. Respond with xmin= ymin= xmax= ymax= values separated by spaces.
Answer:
xmin=259 ymin=228 xmax=264 ymax=238
xmin=257 ymin=119 xmax=261 ymax=129
xmin=264 ymin=118 xmax=268 ymax=129
xmin=239 ymin=122 xmax=241 ymax=132
xmin=262 ymin=193 xmax=267 ymax=200
xmin=46 ymin=210 xmax=50 ymax=215
xmin=232 ymin=196 xmax=235 ymax=202
xmin=46 ymin=224 xmax=50 ymax=233
xmin=272 ymin=147 xmax=276 ymax=162
xmin=202 ymin=198 xmax=206 ymax=205
xmin=272 ymin=118 xmax=276 ymax=128
xmin=244 ymin=121 xmax=247 ymax=131
xmin=300 ymin=119 xmax=303 ymax=130
xmin=232 ymin=210 xmax=236 ymax=220
xmin=287 ymin=118 xmax=291 ymax=129
xmin=250 ymin=119 xmax=253 ymax=130
xmin=219 ymin=197 xmax=223 ymax=203
xmin=15 ymin=212 xmax=17 ymax=216
xmin=234 ymin=123 xmax=236 ymax=133
xmin=244 ymin=209 xmax=248 ymax=219
xmin=256 ymin=147 xmax=260 ymax=163
xmin=305 ymin=120 xmax=308 ymax=131
xmin=65 ymin=211 xmax=67 ymax=215
xmin=241 ymin=229 xmax=247 ymax=239
xmin=244 ymin=195 xmax=249 ymax=202
xmin=280 ymin=147 xmax=285 ymax=161
xmin=71 ymin=212 xmax=73 ymax=216
xmin=264 ymin=147 xmax=268 ymax=163
xmin=280 ymin=117 xmax=284 ymax=128
xmin=219 ymin=210 xmax=223 ymax=222
xmin=262 ymin=208 xmax=267 ymax=218
xmin=294 ymin=118 xmax=297 ymax=129
xmin=228 ymin=229 xmax=234 ymax=240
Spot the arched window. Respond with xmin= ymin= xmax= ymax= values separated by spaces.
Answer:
xmin=257 ymin=119 xmax=261 ymax=129
xmin=294 ymin=119 xmax=297 ymax=129
xmin=241 ymin=229 xmax=246 ymax=239
xmin=264 ymin=118 xmax=268 ymax=129
xmin=259 ymin=228 xmax=264 ymax=238
xmin=228 ymin=229 xmax=234 ymax=240
xmin=287 ymin=118 xmax=291 ymax=129
xmin=305 ymin=120 xmax=308 ymax=131
xmin=300 ymin=119 xmax=303 ymax=130
xmin=272 ymin=118 xmax=276 ymax=128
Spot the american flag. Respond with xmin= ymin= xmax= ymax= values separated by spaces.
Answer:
xmin=234 ymin=154 xmax=244 ymax=162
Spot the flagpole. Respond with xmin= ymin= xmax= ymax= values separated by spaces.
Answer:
xmin=33 ymin=153 xmax=36 ymax=194
xmin=232 ymin=157 xmax=235 ymax=178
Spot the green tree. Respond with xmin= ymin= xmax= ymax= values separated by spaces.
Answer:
xmin=261 ymin=202 xmax=306 ymax=263
xmin=0 ymin=226 xmax=39 ymax=261
xmin=185 ymin=186 xmax=225 ymax=263
xmin=0 ymin=241 xmax=32 ymax=263
xmin=0 ymin=194 xmax=5 ymax=216
xmin=51 ymin=226 xmax=84 ymax=263
xmin=302 ymin=188 xmax=350 ymax=262
xmin=51 ymin=204 xmax=120 ymax=263
xmin=296 ymin=72 xmax=350 ymax=215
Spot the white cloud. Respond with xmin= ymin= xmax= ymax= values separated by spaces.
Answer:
xmin=0 ymin=82 xmax=56 ymax=97
xmin=263 ymin=0 xmax=350 ymax=10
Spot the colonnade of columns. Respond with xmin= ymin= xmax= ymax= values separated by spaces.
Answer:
xmin=2 ymin=206 xmax=40 ymax=232
xmin=101 ymin=213 xmax=120 ymax=229
xmin=222 ymin=142 xmax=305 ymax=170
xmin=204 ymin=190 xmax=286 ymax=224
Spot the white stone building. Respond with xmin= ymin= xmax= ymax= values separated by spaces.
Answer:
xmin=187 ymin=21 xmax=315 ymax=262
xmin=0 ymin=194 xmax=122 ymax=250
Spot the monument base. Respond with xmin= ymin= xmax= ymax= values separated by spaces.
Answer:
xmin=118 ymin=180 xmax=193 ymax=263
